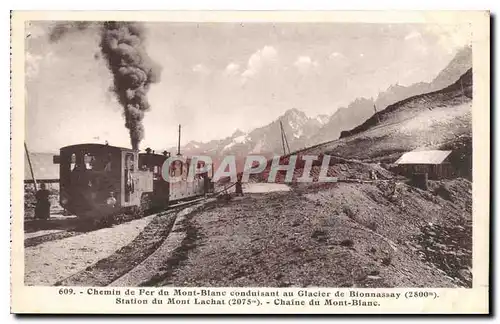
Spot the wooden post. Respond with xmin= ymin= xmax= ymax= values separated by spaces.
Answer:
xmin=284 ymin=129 xmax=290 ymax=155
xmin=279 ymin=121 xmax=290 ymax=156
xmin=374 ymin=105 xmax=380 ymax=124
xmin=279 ymin=121 xmax=286 ymax=156
xmin=177 ymin=124 xmax=181 ymax=156
xmin=24 ymin=142 xmax=37 ymax=190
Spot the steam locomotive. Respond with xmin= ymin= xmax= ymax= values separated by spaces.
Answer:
xmin=53 ymin=143 xmax=214 ymax=222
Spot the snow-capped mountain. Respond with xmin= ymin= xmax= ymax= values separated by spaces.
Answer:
xmin=222 ymin=130 xmax=250 ymax=152
xmin=315 ymin=114 xmax=330 ymax=125
xmin=166 ymin=108 xmax=325 ymax=164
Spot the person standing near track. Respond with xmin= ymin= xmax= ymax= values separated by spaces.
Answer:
xmin=235 ymin=175 xmax=244 ymax=197
xmin=34 ymin=183 xmax=51 ymax=220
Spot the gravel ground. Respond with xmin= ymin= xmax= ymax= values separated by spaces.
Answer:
xmin=24 ymin=215 xmax=155 ymax=286
xmin=150 ymin=180 xmax=471 ymax=288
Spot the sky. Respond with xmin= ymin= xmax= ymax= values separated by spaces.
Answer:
xmin=25 ymin=21 xmax=471 ymax=152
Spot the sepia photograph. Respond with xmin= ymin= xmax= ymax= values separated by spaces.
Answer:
xmin=10 ymin=10 xmax=490 ymax=314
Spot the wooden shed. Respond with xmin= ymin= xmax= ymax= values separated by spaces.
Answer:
xmin=395 ymin=150 xmax=454 ymax=180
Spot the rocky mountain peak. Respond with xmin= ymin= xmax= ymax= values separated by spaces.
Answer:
xmin=231 ymin=129 xmax=246 ymax=138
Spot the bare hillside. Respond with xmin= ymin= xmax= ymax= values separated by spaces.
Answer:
xmin=298 ymin=69 xmax=472 ymax=175
xmin=154 ymin=179 xmax=471 ymax=288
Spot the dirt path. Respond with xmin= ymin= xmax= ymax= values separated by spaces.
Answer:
xmin=243 ymin=183 xmax=290 ymax=193
xmin=55 ymin=211 xmax=178 ymax=287
xmin=109 ymin=202 xmax=210 ymax=287
xmin=25 ymin=230 xmax=66 ymax=239
xmin=24 ymin=215 xmax=155 ymax=286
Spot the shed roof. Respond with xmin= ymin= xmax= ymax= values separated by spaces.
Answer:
xmin=395 ymin=150 xmax=452 ymax=165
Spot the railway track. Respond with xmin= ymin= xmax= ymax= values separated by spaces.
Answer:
xmin=54 ymin=197 xmax=219 ymax=286
xmin=24 ymin=184 xmax=235 ymax=248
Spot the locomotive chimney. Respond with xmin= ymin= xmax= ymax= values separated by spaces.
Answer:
xmin=177 ymin=124 xmax=181 ymax=156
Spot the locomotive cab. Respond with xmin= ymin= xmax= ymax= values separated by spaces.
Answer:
xmin=56 ymin=144 xmax=153 ymax=219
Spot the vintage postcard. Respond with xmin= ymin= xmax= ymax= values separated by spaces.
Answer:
xmin=10 ymin=11 xmax=490 ymax=314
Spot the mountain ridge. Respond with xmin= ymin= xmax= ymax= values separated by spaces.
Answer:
xmin=165 ymin=45 xmax=472 ymax=161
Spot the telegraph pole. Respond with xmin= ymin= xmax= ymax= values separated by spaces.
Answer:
xmin=24 ymin=142 xmax=37 ymax=190
xmin=374 ymin=105 xmax=381 ymax=124
xmin=177 ymin=124 xmax=181 ymax=156
xmin=284 ymin=130 xmax=290 ymax=155
xmin=460 ymin=78 xmax=465 ymax=101
xmin=279 ymin=121 xmax=290 ymax=156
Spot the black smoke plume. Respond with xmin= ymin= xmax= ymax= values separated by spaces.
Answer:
xmin=100 ymin=22 xmax=161 ymax=150
xmin=48 ymin=21 xmax=162 ymax=150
